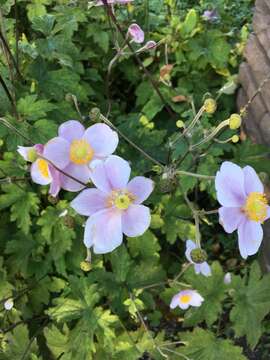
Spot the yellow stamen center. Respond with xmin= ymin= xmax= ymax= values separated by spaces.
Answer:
xmin=37 ymin=159 xmax=50 ymax=178
xmin=70 ymin=139 xmax=94 ymax=165
xmin=107 ymin=190 xmax=135 ymax=210
xmin=180 ymin=294 xmax=192 ymax=304
xmin=244 ymin=192 xmax=268 ymax=222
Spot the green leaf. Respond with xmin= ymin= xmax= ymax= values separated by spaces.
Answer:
xmin=31 ymin=14 xmax=55 ymax=36
xmin=110 ymin=245 xmax=132 ymax=283
xmin=230 ymin=261 xmax=270 ymax=349
xmin=18 ymin=94 xmax=56 ymax=121
xmin=183 ymin=262 xmax=227 ymax=326
xmin=0 ymin=184 xmax=40 ymax=234
xmin=181 ymin=328 xmax=246 ymax=360
xmin=180 ymin=9 xmax=198 ymax=37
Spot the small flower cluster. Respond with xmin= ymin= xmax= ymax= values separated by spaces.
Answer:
xmin=18 ymin=120 xmax=154 ymax=254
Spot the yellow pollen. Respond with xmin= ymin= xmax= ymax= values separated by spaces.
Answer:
xmin=37 ymin=159 xmax=50 ymax=178
xmin=244 ymin=192 xmax=268 ymax=222
xmin=180 ymin=294 xmax=192 ymax=304
xmin=70 ymin=139 xmax=94 ymax=165
xmin=107 ymin=190 xmax=135 ymax=210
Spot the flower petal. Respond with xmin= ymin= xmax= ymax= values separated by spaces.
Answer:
xmin=31 ymin=159 xmax=52 ymax=185
xmin=90 ymin=160 xmax=112 ymax=193
xmin=215 ymin=161 xmax=246 ymax=207
xmin=128 ymin=23 xmax=145 ymax=44
xmin=189 ymin=292 xmax=204 ymax=307
xmin=170 ymin=294 xmax=180 ymax=309
xmin=60 ymin=163 xmax=90 ymax=192
xmin=122 ymin=204 xmax=151 ymax=237
xmin=49 ymin=165 xmax=61 ymax=197
xmin=84 ymin=208 xmax=123 ymax=254
xmin=126 ymin=176 xmax=154 ymax=204
xmin=185 ymin=240 xmax=197 ymax=263
xmin=43 ymin=137 xmax=70 ymax=169
xmin=71 ymin=188 xmax=107 ymax=216
xmin=105 ymin=155 xmax=131 ymax=189
xmin=243 ymin=165 xmax=264 ymax=195
xmin=237 ymin=219 xmax=263 ymax=259
xmin=218 ymin=206 xmax=245 ymax=233
xmin=58 ymin=120 xmax=85 ymax=143
xmin=83 ymin=123 xmax=118 ymax=158
xmin=195 ymin=262 xmax=211 ymax=277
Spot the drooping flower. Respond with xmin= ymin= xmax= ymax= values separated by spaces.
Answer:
xmin=71 ymin=155 xmax=154 ymax=254
xmin=128 ymin=24 xmax=145 ymax=44
xmin=170 ymin=290 xmax=204 ymax=310
xmin=17 ymin=143 xmax=61 ymax=197
xmin=145 ymin=40 xmax=157 ymax=50
xmin=215 ymin=161 xmax=270 ymax=259
xmin=44 ymin=120 xmax=119 ymax=192
xmin=185 ymin=240 xmax=211 ymax=277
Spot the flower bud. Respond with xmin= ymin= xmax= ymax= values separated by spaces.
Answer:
xmin=190 ymin=248 xmax=208 ymax=263
xmin=204 ymin=98 xmax=217 ymax=114
xmin=48 ymin=195 xmax=59 ymax=205
xmin=176 ymin=120 xmax=184 ymax=128
xmin=80 ymin=261 xmax=92 ymax=272
xmin=224 ymin=272 xmax=232 ymax=284
xmin=145 ymin=40 xmax=157 ymax=50
xmin=159 ymin=168 xmax=178 ymax=193
xmin=231 ymin=135 xmax=239 ymax=143
xmin=4 ymin=298 xmax=14 ymax=311
xmin=229 ymin=114 xmax=242 ymax=130
xmin=89 ymin=108 xmax=101 ymax=123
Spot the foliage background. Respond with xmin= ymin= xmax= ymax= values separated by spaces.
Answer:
xmin=1 ymin=0 xmax=270 ymax=359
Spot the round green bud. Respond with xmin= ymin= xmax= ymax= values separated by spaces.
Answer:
xmin=229 ymin=114 xmax=242 ymax=130
xmin=159 ymin=169 xmax=178 ymax=193
xmin=80 ymin=261 xmax=92 ymax=272
xmin=48 ymin=195 xmax=59 ymax=205
xmin=89 ymin=108 xmax=101 ymax=123
xmin=190 ymin=248 xmax=208 ymax=264
xmin=176 ymin=120 xmax=184 ymax=128
xmin=231 ymin=135 xmax=239 ymax=143
xmin=204 ymin=98 xmax=217 ymax=114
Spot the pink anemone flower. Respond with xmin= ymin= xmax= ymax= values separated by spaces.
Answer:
xmin=128 ymin=24 xmax=145 ymax=44
xmin=71 ymin=155 xmax=154 ymax=254
xmin=170 ymin=290 xmax=204 ymax=310
xmin=17 ymin=144 xmax=61 ymax=197
xmin=215 ymin=161 xmax=270 ymax=259
xmin=43 ymin=120 xmax=119 ymax=192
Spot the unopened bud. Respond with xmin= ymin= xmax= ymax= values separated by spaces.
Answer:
xmin=4 ymin=298 xmax=14 ymax=311
xmin=231 ymin=135 xmax=239 ymax=143
xmin=80 ymin=261 xmax=92 ymax=272
xmin=176 ymin=120 xmax=184 ymax=128
xmin=190 ymin=248 xmax=207 ymax=263
xmin=204 ymin=98 xmax=217 ymax=114
xmin=229 ymin=114 xmax=242 ymax=130
xmin=159 ymin=168 xmax=178 ymax=193
xmin=65 ymin=93 xmax=74 ymax=102
xmin=145 ymin=40 xmax=157 ymax=50
xmin=48 ymin=195 xmax=59 ymax=205
xmin=89 ymin=108 xmax=101 ymax=123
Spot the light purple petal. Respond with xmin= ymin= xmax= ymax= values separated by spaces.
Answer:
xmin=189 ymin=292 xmax=204 ymax=307
xmin=170 ymin=294 xmax=180 ymax=309
xmin=237 ymin=219 xmax=263 ymax=259
xmin=30 ymin=159 xmax=52 ymax=185
xmin=179 ymin=302 xmax=190 ymax=310
xmin=198 ymin=262 xmax=211 ymax=277
xmin=185 ymin=240 xmax=197 ymax=263
xmin=90 ymin=161 xmax=112 ymax=193
xmin=218 ymin=206 xmax=245 ymax=233
xmin=84 ymin=208 xmax=123 ymax=254
xmin=243 ymin=165 xmax=264 ymax=195
xmin=58 ymin=120 xmax=85 ymax=143
xmin=105 ymin=155 xmax=131 ymax=189
xmin=17 ymin=146 xmax=34 ymax=161
xmin=71 ymin=188 xmax=107 ymax=216
xmin=145 ymin=41 xmax=157 ymax=50
xmin=128 ymin=23 xmax=145 ymax=44
xmin=122 ymin=204 xmax=151 ymax=237
xmin=49 ymin=165 xmax=61 ymax=197
xmin=126 ymin=176 xmax=154 ymax=204
xmin=43 ymin=137 xmax=70 ymax=169
xmin=83 ymin=123 xmax=118 ymax=158
xmin=60 ymin=163 xmax=90 ymax=192
xmin=215 ymin=162 xmax=246 ymax=207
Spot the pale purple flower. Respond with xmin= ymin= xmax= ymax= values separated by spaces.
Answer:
xmin=170 ymin=290 xmax=204 ymax=310
xmin=224 ymin=272 xmax=232 ymax=284
xmin=215 ymin=161 xmax=270 ymax=259
xmin=17 ymin=143 xmax=61 ymax=197
xmin=128 ymin=24 xmax=145 ymax=44
xmin=43 ymin=120 xmax=118 ymax=192
xmin=95 ymin=0 xmax=133 ymax=6
xmin=202 ymin=9 xmax=219 ymax=22
xmin=71 ymin=155 xmax=154 ymax=254
xmin=145 ymin=40 xmax=157 ymax=50
xmin=185 ymin=240 xmax=211 ymax=277
xmin=4 ymin=298 xmax=14 ymax=311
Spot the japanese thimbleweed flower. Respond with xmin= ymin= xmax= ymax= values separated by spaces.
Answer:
xmin=185 ymin=240 xmax=211 ymax=277
xmin=17 ymin=144 xmax=61 ymax=197
xmin=71 ymin=155 xmax=154 ymax=254
xmin=128 ymin=24 xmax=145 ymax=44
xmin=44 ymin=120 xmax=118 ymax=192
xmin=215 ymin=161 xmax=270 ymax=259
xmin=170 ymin=290 xmax=204 ymax=310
